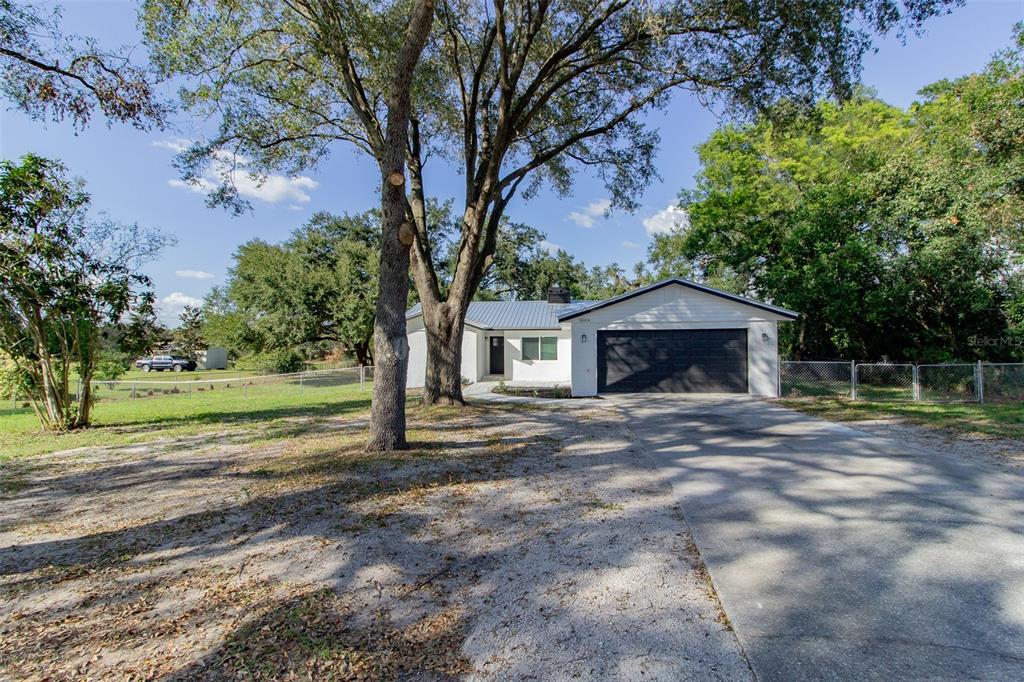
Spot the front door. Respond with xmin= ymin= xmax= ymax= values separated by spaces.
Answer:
xmin=489 ymin=336 xmax=505 ymax=375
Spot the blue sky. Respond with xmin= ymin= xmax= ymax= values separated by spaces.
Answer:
xmin=1 ymin=1 xmax=1021 ymax=325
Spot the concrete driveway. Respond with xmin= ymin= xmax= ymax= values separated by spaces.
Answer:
xmin=610 ymin=394 xmax=1024 ymax=681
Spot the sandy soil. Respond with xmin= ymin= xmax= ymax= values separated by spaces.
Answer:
xmin=0 ymin=401 xmax=749 ymax=680
xmin=838 ymin=417 xmax=1024 ymax=469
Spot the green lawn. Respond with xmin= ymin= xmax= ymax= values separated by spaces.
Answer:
xmin=779 ymin=398 xmax=1024 ymax=438
xmin=0 ymin=380 xmax=377 ymax=460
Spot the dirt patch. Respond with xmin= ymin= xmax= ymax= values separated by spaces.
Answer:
xmin=841 ymin=418 xmax=1024 ymax=468
xmin=0 ymin=401 xmax=748 ymax=680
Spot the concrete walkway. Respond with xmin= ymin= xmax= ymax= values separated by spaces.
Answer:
xmin=610 ymin=394 xmax=1024 ymax=681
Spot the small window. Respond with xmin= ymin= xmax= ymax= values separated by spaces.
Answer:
xmin=522 ymin=336 xmax=557 ymax=361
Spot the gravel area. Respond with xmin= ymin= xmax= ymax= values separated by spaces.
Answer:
xmin=0 ymin=401 xmax=749 ymax=680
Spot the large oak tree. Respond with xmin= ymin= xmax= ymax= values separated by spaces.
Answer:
xmin=144 ymin=0 xmax=435 ymax=449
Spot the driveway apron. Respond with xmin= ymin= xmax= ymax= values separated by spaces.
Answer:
xmin=610 ymin=394 xmax=1024 ymax=681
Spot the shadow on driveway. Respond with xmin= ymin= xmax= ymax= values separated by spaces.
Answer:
xmin=611 ymin=393 xmax=1024 ymax=681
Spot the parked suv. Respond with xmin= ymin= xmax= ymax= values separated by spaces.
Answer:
xmin=135 ymin=355 xmax=197 ymax=372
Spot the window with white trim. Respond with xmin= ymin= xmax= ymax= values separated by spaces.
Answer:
xmin=522 ymin=336 xmax=557 ymax=360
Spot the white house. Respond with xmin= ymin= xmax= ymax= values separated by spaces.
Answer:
xmin=405 ymin=278 xmax=798 ymax=397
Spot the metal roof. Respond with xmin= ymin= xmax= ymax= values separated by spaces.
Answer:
xmin=406 ymin=300 xmax=596 ymax=330
xmin=557 ymin=277 xmax=799 ymax=321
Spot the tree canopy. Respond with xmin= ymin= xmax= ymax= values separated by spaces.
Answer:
xmin=650 ymin=26 xmax=1024 ymax=361
xmin=174 ymin=305 xmax=206 ymax=360
xmin=210 ymin=211 xmax=381 ymax=366
xmin=0 ymin=0 xmax=166 ymax=128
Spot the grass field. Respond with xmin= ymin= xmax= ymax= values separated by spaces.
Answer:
xmin=0 ymin=380 xmax=377 ymax=460
xmin=779 ymin=398 xmax=1024 ymax=438
xmin=115 ymin=367 xmax=265 ymax=382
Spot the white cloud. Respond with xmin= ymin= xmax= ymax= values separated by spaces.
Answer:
xmin=168 ymin=177 xmax=217 ymax=195
xmin=568 ymin=198 xmax=612 ymax=228
xmin=175 ymin=269 xmax=215 ymax=280
xmin=539 ymin=239 xmax=561 ymax=254
xmin=157 ymin=292 xmax=202 ymax=327
xmin=152 ymin=138 xmax=190 ymax=153
xmin=568 ymin=211 xmax=595 ymax=228
xmin=622 ymin=240 xmax=640 ymax=249
xmin=643 ymin=204 xmax=689 ymax=236
xmin=156 ymin=139 xmax=319 ymax=205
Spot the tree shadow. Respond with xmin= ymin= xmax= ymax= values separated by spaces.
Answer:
xmin=0 ymin=400 xmax=749 ymax=679
xmin=8 ymin=394 xmax=1015 ymax=679
xmin=609 ymin=393 xmax=1024 ymax=679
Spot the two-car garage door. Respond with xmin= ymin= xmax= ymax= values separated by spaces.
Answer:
xmin=597 ymin=329 xmax=748 ymax=393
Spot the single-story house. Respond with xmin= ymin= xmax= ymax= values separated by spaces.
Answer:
xmin=405 ymin=277 xmax=798 ymax=397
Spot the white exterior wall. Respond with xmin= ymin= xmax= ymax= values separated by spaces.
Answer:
xmin=501 ymin=328 xmax=572 ymax=383
xmin=568 ymin=284 xmax=787 ymax=397
xmin=405 ymin=316 xmax=483 ymax=388
xmin=747 ymin=321 xmax=779 ymax=397
xmin=476 ymin=330 xmax=488 ymax=379
xmin=406 ymin=317 xmax=427 ymax=388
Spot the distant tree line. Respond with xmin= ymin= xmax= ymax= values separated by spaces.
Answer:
xmin=202 ymin=209 xmax=644 ymax=365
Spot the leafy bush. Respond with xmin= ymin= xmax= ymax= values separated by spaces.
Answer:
xmin=90 ymin=351 xmax=130 ymax=382
xmin=0 ymin=355 xmax=33 ymax=401
xmin=237 ymin=349 xmax=307 ymax=374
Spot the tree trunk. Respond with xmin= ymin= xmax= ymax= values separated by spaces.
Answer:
xmin=355 ymin=342 xmax=371 ymax=367
xmin=421 ymin=301 xmax=466 ymax=405
xmin=364 ymin=0 xmax=435 ymax=451
xmin=367 ymin=194 xmax=411 ymax=451
xmin=76 ymin=369 xmax=93 ymax=428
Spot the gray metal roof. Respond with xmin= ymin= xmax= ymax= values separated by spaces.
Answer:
xmin=556 ymin=277 xmax=799 ymax=321
xmin=406 ymin=300 xmax=596 ymax=330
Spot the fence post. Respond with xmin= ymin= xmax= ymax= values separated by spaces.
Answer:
xmin=912 ymin=365 xmax=920 ymax=401
xmin=977 ymin=360 xmax=984 ymax=404
xmin=188 ymin=383 xmax=192 ymax=399
xmin=360 ymin=365 xmax=365 ymax=392
xmin=299 ymin=373 xmax=304 ymax=390
xmin=850 ymin=360 xmax=857 ymax=400
xmin=131 ymin=382 xmax=137 ymax=400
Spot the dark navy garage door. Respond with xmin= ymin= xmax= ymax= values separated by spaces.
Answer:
xmin=597 ymin=329 xmax=748 ymax=393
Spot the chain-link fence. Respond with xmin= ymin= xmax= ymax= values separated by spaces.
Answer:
xmin=781 ymin=361 xmax=1024 ymax=403
xmin=983 ymin=364 xmax=1024 ymax=402
xmin=6 ymin=366 xmax=375 ymax=410
xmin=37 ymin=367 xmax=369 ymax=409
xmin=85 ymin=366 xmax=373 ymax=405
xmin=855 ymin=363 xmax=915 ymax=401
xmin=917 ymin=364 xmax=977 ymax=402
xmin=779 ymin=361 xmax=852 ymax=398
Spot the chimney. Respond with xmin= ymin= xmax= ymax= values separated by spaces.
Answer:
xmin=547 ymin=286 xmax=571 ymax=304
